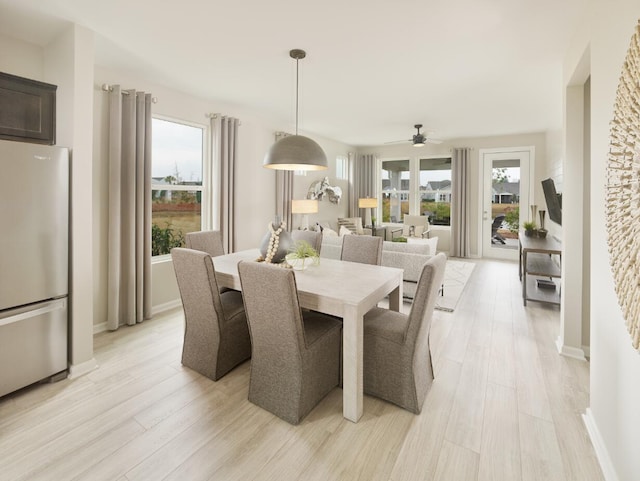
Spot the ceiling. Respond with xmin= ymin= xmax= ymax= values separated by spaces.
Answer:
xmin=0 ymin=0 xmax=587 ymax=146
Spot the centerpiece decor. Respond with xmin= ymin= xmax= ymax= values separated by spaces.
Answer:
xmin=259 ymin=217 xmax=293 ymax=264
xmin=285 ymin=240 xmax=320 ymax=270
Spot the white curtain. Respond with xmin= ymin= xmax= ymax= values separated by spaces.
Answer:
xmin=274 ymin=132 xmax=294 ymax=230
xmin=451 ymin=147 xmax=472 ymax=257
xmin=107 ymin=86 xmax=152 ymax=330
xmin=349 ymin=153 xmax=377 ymax=217
xmin=211 ymin=114 xmax=240 ymax=253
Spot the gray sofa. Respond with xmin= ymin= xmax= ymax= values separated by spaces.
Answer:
xmin=320 ymin=235 xmax=438 ymax=300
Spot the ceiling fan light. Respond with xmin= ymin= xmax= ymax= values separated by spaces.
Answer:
xmin=413 ymin=141 xmax=425 ymax=147
xmin=263 ymin=134 xmax=328 ymax=170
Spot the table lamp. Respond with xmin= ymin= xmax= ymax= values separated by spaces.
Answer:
xmin=358 ymin=197 xmax=377 ymax=227
xmin=291 ymin=199 xmax=318 ymax=230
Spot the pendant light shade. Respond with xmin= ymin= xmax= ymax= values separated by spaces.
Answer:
xmin=263 ymin=49 xmax=328 ymax=171
xmin=264 ymin=135 xmax=327 ymax=170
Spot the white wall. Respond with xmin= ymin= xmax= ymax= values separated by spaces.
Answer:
xmin=0 ymin=32 xmax=43 ymax=79
xmin=565 ymin=2 xmax=640 ymax=480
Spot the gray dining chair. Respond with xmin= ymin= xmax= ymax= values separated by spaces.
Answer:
xmin=341 ymin=234 xmax=383 ymax=265
xmin=185 ymin=230 xmax=232 ymax=293
xmin=238 ymin=260 xmax=342 ymax=425
xmin=290 ymin=230 xmax=322 ymax=255
xmin=171 ymin=248 xmax=251 ymax=381
xmin=363 ymin=252 xmax=446 ymax=413
xmin=185 ymin=230 xmax=225 ymax=257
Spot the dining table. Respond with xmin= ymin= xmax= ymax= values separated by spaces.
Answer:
xmin=212 ymin=249 xmax=404 ymax=423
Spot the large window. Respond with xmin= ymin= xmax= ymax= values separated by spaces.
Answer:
xmin=419 ymin=157 xmax=451 ymax=226
xmin=380 ymin=156 xmax=452 ymax=225
xmin=151 ymin=118 xmax=204 ymax=256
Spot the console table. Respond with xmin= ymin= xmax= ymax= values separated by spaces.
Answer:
xmin=519 ymin=232 xmax=562 ymax=307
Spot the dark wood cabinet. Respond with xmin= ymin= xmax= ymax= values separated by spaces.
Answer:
xmin=0 ymin=72 xmax=56 ymax=145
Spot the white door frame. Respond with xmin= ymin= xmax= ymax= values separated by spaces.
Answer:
xmin=478 ymin=146 xmax=535 ymax=260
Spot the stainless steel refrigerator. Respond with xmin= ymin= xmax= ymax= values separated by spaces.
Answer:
xmin=0 ymin=139 xmax=69 ymax=398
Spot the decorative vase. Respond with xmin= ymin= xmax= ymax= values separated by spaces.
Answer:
xmin=524 ymin=229 xmax=535 ymax=237
xmin=537 ymin=228 xmax=548 ymax=239
xmin=530 ymin=204 xmax=537 ymax=223
xmin=539 ymin=210 xmax=546 ymax=231
xmin=259 ymin=217 xmax=293 ymax=264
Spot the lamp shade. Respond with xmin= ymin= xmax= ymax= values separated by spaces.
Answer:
xmin=358 ymin=198 xmax=377 ymax=208
xmin=291 ymin=199 xmax=318 ymax=214
xmin=263 ymin=135 xmax=328 ymax=171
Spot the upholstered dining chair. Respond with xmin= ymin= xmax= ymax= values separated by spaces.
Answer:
xmin=362 ymin=252 xmax=447 ymax=413
xmin=341 ymin=234 xmax=383 ymax=265
xmin=185 ymin=230 xmax=232 ymax=293
xmin=171 ymin=248 xmax=251 ymax=381
xmin=290 ymin=230 xmax=322 ymax=255
xmin=238 ymin=261 xmax=342 ymax=425
xmin=185 ymin=230 xmax=225 ymax=257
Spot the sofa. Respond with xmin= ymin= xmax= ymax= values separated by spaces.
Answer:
xmin=320 ymin=234 xmax=439 ymax=300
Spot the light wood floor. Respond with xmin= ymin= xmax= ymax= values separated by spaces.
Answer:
xmin=0 ymin=259 xmax=605 ymax=481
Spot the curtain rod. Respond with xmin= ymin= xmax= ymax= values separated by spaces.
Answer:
xmin=102 ymin=84 xmax=157 ymax=103
xmin=205 ymin=113 xmax=242 ymax=125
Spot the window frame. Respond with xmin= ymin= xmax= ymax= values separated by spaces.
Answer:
xmin=378 ymin=154 xmax=452 ymax=226
xmin=151 ymin=115 xmax=209 ymax=260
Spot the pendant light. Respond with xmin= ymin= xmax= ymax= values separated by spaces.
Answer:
xmin=263 ymin=49 xmax=328 ymax=171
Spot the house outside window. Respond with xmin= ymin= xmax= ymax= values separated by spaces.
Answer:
xmin=151 ymin=117 xmax=205 ymax=256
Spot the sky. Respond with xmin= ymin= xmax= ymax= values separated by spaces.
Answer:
xmin=151 ymin=118 xmax=203 ymax=183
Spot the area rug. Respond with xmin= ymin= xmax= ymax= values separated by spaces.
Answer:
xmin=435 ymin=260 xmax=476 ymax=312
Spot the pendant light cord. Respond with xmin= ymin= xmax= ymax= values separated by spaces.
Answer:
xmin=295 ymin=56 xmax=299 ymax=135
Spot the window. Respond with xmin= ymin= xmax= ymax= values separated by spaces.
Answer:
xmin=336 ymin=155 xmax=349 ymax=180
xmin=380 ymin=156 xmax=452 ymax=225
xmin=419 ymin=157 xmax=451 ymax=226
xmin=151 ymin=118 xmax=204 ymax=256
xmin=381 ymin=159 xmax=410 ymax=223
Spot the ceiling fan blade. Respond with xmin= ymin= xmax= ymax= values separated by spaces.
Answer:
xmin=426 ymin=138 xmax=443 ymax=144
xmin=384 ymin=139 xmax=411 ymax=144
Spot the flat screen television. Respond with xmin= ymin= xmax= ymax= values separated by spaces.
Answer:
xmin=541 ymin=178 xmax=562 ymax=225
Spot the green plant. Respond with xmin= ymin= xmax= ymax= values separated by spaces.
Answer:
xmin=522 ymin=221 xmax=537 ymax=232
xmin=152 ymin=222 xmax=185 ymax=256
xmin=287 ymin=240 xmax=319 ymax=259
xmin=286 ymin=240 xmax=320 ymax=268
xmin=504 ymin=206 xmax=520 ymax=233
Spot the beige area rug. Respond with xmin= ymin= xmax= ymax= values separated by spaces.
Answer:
xmin=435 ymin=260 xmax=476 ymax=312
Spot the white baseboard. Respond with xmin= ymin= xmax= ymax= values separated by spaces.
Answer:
xmin=152 ymin=299 xmax=182 ymax=316
xmin=583 ymin=408 xmax=619 ymax=481
xmin=68 ymin=358 xmax=98 ymax=379
xmin=556 ymin=336 xmax=587 ymax=361
xmin=92 ymin=300 xmax=182 ymax=335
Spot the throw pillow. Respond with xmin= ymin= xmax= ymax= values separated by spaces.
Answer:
xmin=339 ymin=226 xmax=353 ymax=236
xmin=402 ymin=225 xmax=424 ymax=237
xmin=323 ymin=228 xmax=338 ymax=237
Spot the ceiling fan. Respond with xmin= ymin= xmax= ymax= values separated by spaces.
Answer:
xmin=385 ymin=124 xmax=443 ymax=147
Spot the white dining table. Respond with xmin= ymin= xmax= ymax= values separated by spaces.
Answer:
xmin=212 ymin=249 xmax=403 ymax=423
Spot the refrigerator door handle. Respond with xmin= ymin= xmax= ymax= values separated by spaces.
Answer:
xmin=0 ymin=298 xmax=67 ymax=328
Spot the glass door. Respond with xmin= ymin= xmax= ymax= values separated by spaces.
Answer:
xmin=481 ymin=148 xmax=532 ymax=260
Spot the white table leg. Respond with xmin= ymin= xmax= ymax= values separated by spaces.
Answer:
xmin=342 ymin=304 xmax=363 ymax=423
xmin=388 ymin=284 xmax=402 ymax=312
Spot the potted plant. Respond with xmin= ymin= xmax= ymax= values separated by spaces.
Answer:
xmin=522 ymin=221 xmax=537 ymax=237
xmin=285 ymin=240 xmax=320 ymax=270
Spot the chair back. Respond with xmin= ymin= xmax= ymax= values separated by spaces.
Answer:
xmin=290 ymin=230 xmax=322 ymax=255
xmin=406 ymin=253 xmax=447 ymax=345
xmin=491 ymin=214 xmax=505 ymax=233
xmin=341 ymin=234 xmax=383 ymax=265
xmin=238 ymin=261 xmax=306 ymax=366
xmin=171 ymin=248 xmax=224 ymax=350
xmin=185 ymin=230 xmax=225 ymax=257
